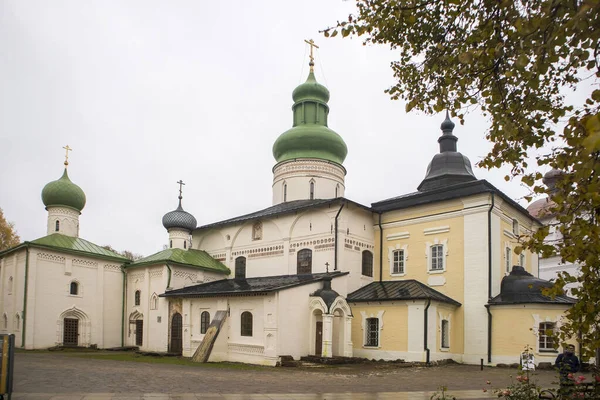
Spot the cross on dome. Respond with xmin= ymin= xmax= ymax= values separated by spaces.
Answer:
xmin=177 ymin=179 xmax=185 ymax=200
xmin=63 ymin=145 xmax=72 ymax=167
xmin=304 ymin=39 xmax=319 ymax=72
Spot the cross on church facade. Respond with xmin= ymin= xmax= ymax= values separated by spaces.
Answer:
xmin=325 ymin=262 xmax=330 ymax=273
xmin=304 ymin=39 xmax=319 ymax=72
xmin=177 ymin=180 xmax=185 ymax=199
xmin=63 ymin=145 xmax=72 ymax=166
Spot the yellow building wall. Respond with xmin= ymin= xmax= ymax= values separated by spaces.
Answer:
xmin=436 ymin=305 xmax=464 ymax=355
xmin=350 ymin=303 xmax=409 ymax=352
xmin=491 ymin=305 xmax=571 ymax=360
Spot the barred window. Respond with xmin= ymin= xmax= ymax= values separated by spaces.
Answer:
xmin=393 ymin=250 xmax=405 ymax=274
xmin=241 ymin=311 xmax=253 ymax=337
xmin=235 ymin=256 xmax=246 ymax=279
xmin=430 ymin=245 xmax=444 ymax=271
xmin=539 ymin=322 xmax=556 ymax=351
xmin=441 ymin=320 xmax=450 ymax=348
xmin=134 ymin=290 xmax=141 ymax=306
xmin=362 ymin=251 xmax=373 ymax=277
xmin=200 ymin=311 xmax=210 ymax=334
xmin=297 ymin=249 xmax=312 ymax=274
xmin=505 ymin=247 xmax=511 ymax=273
xmin=365 ymin=317 xmax=379 ymax=347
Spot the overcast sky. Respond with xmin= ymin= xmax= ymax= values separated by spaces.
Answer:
xmin=0 ymin=1 xmax=576 ymax=257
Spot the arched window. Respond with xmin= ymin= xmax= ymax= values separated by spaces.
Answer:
xmin=283 ymin=182 xmax=287 ymax=202
xmin=241 ymin=311 xmax=253 ymax=337
xmin=150 ymin=294 xmax=158 ymax=310
xmin=170 ymin=240 xmax=173 ymax=249
xmin=7 ymin=276 xmax=13 ymax=295
xmin=297 ymin=249 xmax=312 ymax=274
xmin=335 ymin=184 xmax=339 ymax=198
xmin=200 ymin=311 xmax=210 ymax=334
xmin=70 ymin=281 xmax=79 ymax=295
xmin=362 ymin=251 xmax=373 ymax=277
xmin=2 ymin=314 xmax=7 ymax=329
xmin=235 ymin=257 xmax=246 ymax=280
xmin=55 ymin=220 xmax=60 ymax=232
xmin=15 ymin=314 xmax=20 ymax=331
xmin=441 ymin=319 xmax=450 ymax=348
xmin=135 ymin=290 xmax=141 ymax=306
xmin=184 ymin=241 xmax=187 ymax=249
xmin=309 ymin=181 xmax=315 ymax=200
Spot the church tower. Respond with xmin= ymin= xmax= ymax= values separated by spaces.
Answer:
xmin=41 ymin=146 xmax=86 ymax=237
xmin=271 ymin=41 xmax=348 ymax=205
xmin=162 ymin=180 xmax=197 ymax=250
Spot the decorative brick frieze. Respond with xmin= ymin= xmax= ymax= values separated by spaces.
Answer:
xmin=38 ymin=252 xmax=66 ymax=264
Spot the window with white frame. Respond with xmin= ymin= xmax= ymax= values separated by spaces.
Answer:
xmin=512 ymin=219 xmax=519 ymax=235
xmin=150 ymin=294 xmax=158 ymax=310
xmin=200 ymin=311 xmax=210 ymax=334
xmin=505 ymin=247 xmax=512 ymax=273
xmin=392 ymin=249 xmax=405 ymax=274
xmin=365 ymin=317 xmax=379 ymax=347
xmin=430 ymin=244 xmax=444 ymax=271
xmin=519 ymin=253 xmax=526 ymax=267
xmin=539 ymin=322 xmax=556 ymax=351
xmin=441 ymin=319 xmax=450 ymax=349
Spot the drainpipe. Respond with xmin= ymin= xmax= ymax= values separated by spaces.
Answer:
xmin=424 ymin=298 xmax=431 ymax=365
xmin=378 ymin=212 xmax=383 ymax=282
xmin=487 ymin=192 xmax=495 ymax=363
xmin=334 ymin=201 xmax=345 ymax=271
xmin=121 ymin=265 xmax=126 ymax=347
xmin=21 ymin=247 xmax=30 ymax=348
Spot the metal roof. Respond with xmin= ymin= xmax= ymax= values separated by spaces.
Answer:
xmin=197 ymin=198 xmax=371 ymax=230
xmin=0 ymin=233 xmax=129 ymax=262
xmin=347 ymin=280 xmax=461 ymax=306
xmin=160 ymin=271 xmax=348 ymax=298
xmin=127 ymin=248 xmax=230 ymax=274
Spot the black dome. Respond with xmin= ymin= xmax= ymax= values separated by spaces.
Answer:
xmin=311 ymin=275 xmax=340 ymax=313
xmin=162 ymin=200 xmax=197 ymax=232
xmin=418 ymin=113 xmax=477 ymax=192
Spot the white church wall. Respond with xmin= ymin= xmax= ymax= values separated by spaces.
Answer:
xmin=46 ymin=206 xmax=80 ymax=237
xmin=338 ymin=206 xmax=375 ymax=293
xmin=102 ymin=263 xmax=124 ymax=348
xmin=0 ymin=250 xmax=26 ymax=347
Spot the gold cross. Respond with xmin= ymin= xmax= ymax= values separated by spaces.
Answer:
xmin=177 ymin=179 xmax=185 ymax=199
xmin=304 ymin=39 xmax=319 ymax=72
xmin=63 ymin=145 xmax=72 ymax=166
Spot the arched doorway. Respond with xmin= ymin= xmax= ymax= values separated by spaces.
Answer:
xmin=128 ymin=310 xmax=143 ymax=347
xmin=170 ymin=312 xmax=183 ymax=354
xmin=58 ymin=306 xmax=91 ymax=347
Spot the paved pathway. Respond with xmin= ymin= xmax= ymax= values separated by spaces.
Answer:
xmin=14 ymin=352 xmax=563 ymax=399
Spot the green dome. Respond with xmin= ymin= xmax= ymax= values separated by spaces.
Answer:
xmin=273 ymin=72 xmax=347 ymax=165
xmin=41 ymin=169 xmax=86 ymax=212
xmin=292 ymin=72 xmax=330 ymax=103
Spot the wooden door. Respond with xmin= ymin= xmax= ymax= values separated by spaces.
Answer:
xmin=135 ymin=320 xmax=143 ymax=346
xmin=170 ymin=313 xmax=183 ymax=354
xmin=63 ymin=318 xmax=79 ymax=346
xmin=315 ymin=321 xmax=323 ymax=356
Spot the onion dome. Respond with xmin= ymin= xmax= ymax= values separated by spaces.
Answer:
xmin=272 ymin=71 xmax=348 ymax=165
xmin=417 ymin=112 xmax=477 ymax=192
xmin=311 ymin=274 xmax=340 ymax=313
xmin=542 ymin=168 xmax=564 ymax=192
xmin=162 ymin=198 xmax=197 ymax=233
xmin=41 ymin=168 xmax=86 ymax=212
xmin=526 ymin=198 xmax=554 ymax=219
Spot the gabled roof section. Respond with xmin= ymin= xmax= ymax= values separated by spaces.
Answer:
xmin=0 ymin=233 xmax=129 ymax=263
xmin=160 ymin=271 xmax=348 ymax=298
xmin=347 ymin=280 xmax=461 ymax=306
xmin=372 ymin=179 xmax=541 ymax=224
xmin=198 ymin=198 xmax=371 ymax=230
xmin=127 ymin=248 xmax=230 ymax=274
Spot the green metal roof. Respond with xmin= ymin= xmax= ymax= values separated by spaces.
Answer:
xmin=0 ymin=233 xmax=129 ymax=262
xmin=127 ymin=248 xmax=230 ymax=274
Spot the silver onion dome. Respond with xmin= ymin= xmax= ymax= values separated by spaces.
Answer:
xmin=162 ymin=199 xmax=197 ymax=232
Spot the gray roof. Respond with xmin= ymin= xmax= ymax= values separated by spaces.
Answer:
xmin=197 ymin=198 xmax=370 ymax=230
xmin=160 ymin=271 xmax=348 ymax=298
xmin=372 ymin=179 xmax=542 ymax=225
xmin=489 ymin=266 xmax=576 ymax=305
xmin=347 ymin=280 xmax=461 ymax=306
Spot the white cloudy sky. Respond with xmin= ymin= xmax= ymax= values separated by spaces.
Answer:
xmin=0 ymin=1 xmax=572 ymax=256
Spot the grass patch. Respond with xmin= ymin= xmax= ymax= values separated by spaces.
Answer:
xmin=65 ymin=352 xmax=273 ymax=370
